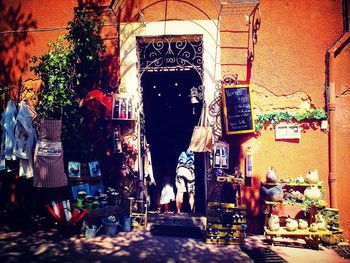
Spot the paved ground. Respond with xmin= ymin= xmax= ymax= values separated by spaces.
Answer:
xmin=0 ymin=225 xmax=348 ymax=263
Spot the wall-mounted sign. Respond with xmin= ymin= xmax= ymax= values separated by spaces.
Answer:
xmin=112 ymin=94 xmax=134 ymax=120
xmin=213 ymin=141 xmax=229 ymax=169
xmin=275 ymin=122 xmax=300 ymax=139
xmin=222 ymin=85 xmax=255 ymax=135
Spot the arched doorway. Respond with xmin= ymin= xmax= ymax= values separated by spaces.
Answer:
xmin=137 ymin=35 xmax=206 ymax=213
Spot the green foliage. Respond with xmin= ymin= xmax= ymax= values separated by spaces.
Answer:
xmin=255 ymin=108 xmax=327 ymax=131
xmin=30 ymin=38 xmax=77 ymax=120
xmin=30 ymin=8 xmax=107 ymax=162
xmin=66 ymin=8 xmax=106 ymax=98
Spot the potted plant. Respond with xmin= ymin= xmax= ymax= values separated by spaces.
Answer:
xmin=30 ymin=38 xmax=78 ymax=188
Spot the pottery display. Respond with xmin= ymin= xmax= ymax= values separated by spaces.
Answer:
xmin=298 ymin=219 xmax=308 ymax=230
xmin=285 ymin=218 xmax=298 ymax=231
xmin=267 ymin=215 xmax=280 ymax=231
xmin=295 ymin=175 xmax=305 ymax=184
xmin=304 ymin=186 xmax=321 ymax=200
xmin=266 ymin=166 xmax=279 ymax=183
xmin=305 ymin=169 xmax=319 ymax=184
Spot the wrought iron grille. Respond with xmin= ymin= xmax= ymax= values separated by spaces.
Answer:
xmin=136 ymin=35 xmax=203 ymax=81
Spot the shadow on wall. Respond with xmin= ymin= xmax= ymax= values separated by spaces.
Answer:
xmin=241 ymin=175 xmax=265 ymax=235
xmin=0 ymin=1 xmax=37 ymax=97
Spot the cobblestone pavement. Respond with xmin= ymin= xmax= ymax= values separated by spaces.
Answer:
xmin=0 ymin=226 xmax=348 ymax=263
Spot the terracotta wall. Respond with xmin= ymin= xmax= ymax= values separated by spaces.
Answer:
xmin=333 ymin=42 xmax=350 ymax=239
xmin=1 ymin=0 xmax=350 ymax=238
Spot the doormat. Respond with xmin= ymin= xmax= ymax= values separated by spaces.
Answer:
xmin=335 ymin=244 xmax=350 ymax=259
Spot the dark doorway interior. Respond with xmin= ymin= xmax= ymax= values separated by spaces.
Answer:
xmin=141 ymin=69 xmax=205 ymax=213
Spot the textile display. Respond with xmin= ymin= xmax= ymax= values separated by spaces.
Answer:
xmin=188 ymin=102 xmax=213 ymax=152
xmin=14 ymin=101 xmax=37 ymax=178
xmin=33 ymin=119 xmax=67 ymax=188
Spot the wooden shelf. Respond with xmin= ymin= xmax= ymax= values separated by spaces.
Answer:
xmin=265 ymin=227 xmax=332 ymax=237
xmin=207 ymin=202 xmax=246 ymax=209
xmin=69 ymin=176 xmax=102 ymax=183
xmin=264 ymin=200 xmax=326 ymax=207
xmin=112 ymin=118 xmax=135 ymax=121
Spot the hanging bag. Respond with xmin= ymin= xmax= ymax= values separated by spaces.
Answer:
xmin=188 ymin=102 xmax=213 ymax=152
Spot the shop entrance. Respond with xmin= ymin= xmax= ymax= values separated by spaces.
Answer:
xmin=137 ymin=35 xmax=205 ymax=213
xmin=141 ymin=69 xmax=205 ymax=213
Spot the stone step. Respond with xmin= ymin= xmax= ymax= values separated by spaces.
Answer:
xmin=147 ymin=212 xmax=207 ymax=239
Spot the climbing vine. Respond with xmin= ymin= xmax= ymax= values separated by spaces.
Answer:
xmin=255 ymin=108 xmax=327 ymax=131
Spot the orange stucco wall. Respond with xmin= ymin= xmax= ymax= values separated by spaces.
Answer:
xmin=1 ymin=0 xmax=350 ymax=239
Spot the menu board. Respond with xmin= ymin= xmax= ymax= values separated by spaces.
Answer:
xmin=222 ymin=85 xmax=255 ymax=134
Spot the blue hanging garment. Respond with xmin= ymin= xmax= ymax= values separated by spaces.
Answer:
xmin=1 ymin=100 xmax=17 ymax=161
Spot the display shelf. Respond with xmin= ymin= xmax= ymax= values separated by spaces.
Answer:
xmin=216 ymin=176 xmax=244 ymax=184
xmin=205 ymin=197 xmax=247 ymax=245
xmin=264 ymin=200 xmax=326 ymax=207
xmin=261 ymin=182 xmax=323 ymax=187
xmin=265 ymin=227 xmax=332 ymax=237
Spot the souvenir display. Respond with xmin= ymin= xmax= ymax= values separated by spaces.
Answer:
xmin=33 ymin=119 xmax=67 ymax=188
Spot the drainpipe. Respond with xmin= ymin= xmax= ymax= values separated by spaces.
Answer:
xmin=325 ymin=0 xmax=349 ymax=208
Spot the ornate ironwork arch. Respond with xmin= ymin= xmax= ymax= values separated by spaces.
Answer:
xmin=136 ymin=35 xmax=204 ymax=83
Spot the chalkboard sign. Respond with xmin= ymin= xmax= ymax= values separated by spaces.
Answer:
xmin=222 ymin=85 xmax=255 ymax=134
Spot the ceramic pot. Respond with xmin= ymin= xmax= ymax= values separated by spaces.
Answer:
xmin=268 ymin=215 xmax=280 ymax=231
xmin=266 ymin=166 xmax=279 ymax=183
xmin=306 ymin=170 xmax=319 ymax=184
xmin=286 ymin=218 xmax=298 ymax=231
xmin=304 ymin=186 xmax=321 ymax=200
xmin=309 ymin=223 xmax=318 ymax=232
xmin=298 ymin=219 xmax=308 ymax=229
xmin=261 ymin=184 xmax=284 ymax=202
xmin=316 ymin=213 xmax=327 ymax=230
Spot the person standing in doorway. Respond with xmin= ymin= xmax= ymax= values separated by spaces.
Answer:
xmin=175 ymin=149 xmax=195 ymax=213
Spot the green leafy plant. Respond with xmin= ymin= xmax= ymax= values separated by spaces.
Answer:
xmin=255 ymin=108 xmax=327 ymax=131
xmin=31 ymin=38 xmax=77 ymax=120
xmin=31 ymin=8 xmax=107 ymax=162
xmin=66 ymin=8 xmax=106 ymax=98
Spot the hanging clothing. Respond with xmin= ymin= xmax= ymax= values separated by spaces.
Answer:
xmin=1 ymin=100 xmax=17 ymax=161
xmin=144 ymin=145 xmax=156 ymax=186
xmin=33 ymin=119 xmax=67 ymax=188
xmin=13 ymin=101 xmax=37 ymax=178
